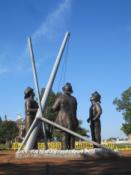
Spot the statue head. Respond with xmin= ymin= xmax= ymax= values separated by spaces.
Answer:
xmin=90 ymin=91 xmax=101 ymax=102
xmin=24 ymin=87 xmax=34 ymax=99
xmin=62 ymin=83 xmax=73 ymax=94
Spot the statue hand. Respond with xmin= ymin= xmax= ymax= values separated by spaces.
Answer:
xmin=87 ymin=118 xmax=90 ymax=123
xmin=92 ymin=117 xmax=97 ymax=121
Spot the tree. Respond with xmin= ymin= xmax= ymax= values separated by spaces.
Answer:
xmin=77 ymin=120 xmax=89 ymax=138
xmin=4 ymin=114 xmax=7 ymax=121
xmin=40 ymin=88 xmax=60 ymax=140
xmin=0 ymin=120 xmax=19 ymax=143
xmin=113 ymin=87 xmax=131 ymax=136
xmin=0 ymin=116 xmax=2 ymax=122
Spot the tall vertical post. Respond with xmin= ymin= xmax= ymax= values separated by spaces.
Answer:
xmin=24 ymin=32 xmax=70 ymax=151
xmin=28 ymin=37 xmax=48 ymax=149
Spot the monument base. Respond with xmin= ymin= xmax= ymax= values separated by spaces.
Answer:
xmin=16 ymin=148 xmax=119 ymax=159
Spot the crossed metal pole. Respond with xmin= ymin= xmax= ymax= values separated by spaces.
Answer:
xmin=18 ymin=32 xmax=70 ymax=151
xmin=28 ymin=37 xmax=48 ymax=149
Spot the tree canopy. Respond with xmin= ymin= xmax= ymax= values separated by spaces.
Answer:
xmin=113 ymin=87 xmax=131 ymax=136
xmin=0 ymin=120 xmax=19 ymax=143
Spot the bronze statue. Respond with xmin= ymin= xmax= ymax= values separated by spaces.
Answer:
xmin=87 ymin=91 xmax=102 ymax=147
xmin=52 ymin=83 xmax=78 ymax=149
xmin=24 ymin=87 xmax=38 ymax=133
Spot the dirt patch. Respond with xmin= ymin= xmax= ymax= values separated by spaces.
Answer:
xmin=0 ymin=151 xmax=131 ymax=175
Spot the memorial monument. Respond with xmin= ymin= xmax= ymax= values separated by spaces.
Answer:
xmin=16 ymin=32 xmax=117 ymax=159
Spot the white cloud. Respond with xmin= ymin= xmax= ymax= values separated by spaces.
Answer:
xmin=32 ymin=0 xmax=72 ymax=41
xmin=0 ymin=0 xmax=72 ymax=75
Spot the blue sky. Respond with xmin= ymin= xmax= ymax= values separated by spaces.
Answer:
xmin=0 ymin=0 xmax=130 ymax=139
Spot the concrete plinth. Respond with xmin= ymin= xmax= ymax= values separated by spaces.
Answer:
xmin=16 ymin=148 xmax=119 ymax=159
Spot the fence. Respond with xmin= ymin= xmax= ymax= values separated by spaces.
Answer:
xmin=11 ymin=141 xmax=131 ymax=151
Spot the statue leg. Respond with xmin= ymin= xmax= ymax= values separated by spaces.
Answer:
xmin=94 ymin=120 xmax=101 ymax=145
xmin=69 ymin=135 xmax=75 ymax=149
xmin=90 ymin=123 xmax=98 ymax=148
xmin=25 ymin=115 xmax=31 ymax=134
xmin=61 ymin=132 xmax=68 ymax=149
xmin=90 ymin=123 xmax=95 ymax=140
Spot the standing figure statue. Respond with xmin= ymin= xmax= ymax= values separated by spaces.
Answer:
xmin=87 ymin=91 xmax=102 ymax=147
xmin=24 ymin=87 xmax=38 ymax=134
xmin=52 ymin=83 xmax=78 ymax=149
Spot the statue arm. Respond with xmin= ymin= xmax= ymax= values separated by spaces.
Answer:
xmin=74 ymin=99 xmax=79 ymax=126
xmin=87 ymin=113 xmax=91 ymax=123
xmin=26 ymin=100 xmax=38 ymax=112
xmin=74 ymin=98 xmax=77 ymax=117
xmin=93 ymin=103 xmax=102 ymax=121
xmin=52 ymin=97 xmax=60 ymax=112
xmin=87 ymin=106 xmax=92 ymax=123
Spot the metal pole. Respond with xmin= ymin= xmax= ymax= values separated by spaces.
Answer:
xmin=23 ymin=32 xmax=70 ymax=151
xmin=18 ymin=117 xmax=39 ymax=151
xmin=28 ymin=37 xmax=48 ymax=149
xmin=18 ymin=114 xmax=114 ymax=152
xmin=39 ymin=117 xmax=114 ymax=152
